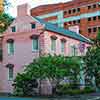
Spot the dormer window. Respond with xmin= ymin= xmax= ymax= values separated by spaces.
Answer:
xmin=31 ymin=23 xmax=36 ymax=29
xmin=11 ymin=26 xmax=16 ymax=32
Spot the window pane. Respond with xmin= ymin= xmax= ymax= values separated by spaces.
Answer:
xmin=98 ymin=16 xmax=100 ymax=20
xmin=8 ymin=42 xmax=14 ymax=55
xmin=88 ymin=28 xmax=91 ymax=33
xmin=88 ymin=6 xmax=91 ymax=9
xmin=71 ymin=46 xmax=74 ymax=56
xmin=71 ymin=45 xmax=77 ymax=56
xmin=31 ymin=24 xmax=36 ymax=29
xmin=9 ymin=67 xmax=13 ymax=80
xmin=73 ymin=20 xmax=76 ymax=24
xmin=93 ymin=27 xmax=97 ymax=32
xmin=93 ymin=4 xmax=96 ymax=8
xmin=51 ymin=39 xmax=56 ymax=51
xmin=12 ymin=26 xmax=16 ymax=32
xmin=32 ymin=38 xmax=39 ymax=51
xmin=88 ymin=18 xmax=91 ymax=21
xmin=93 ymin=17 xmax=96 ymax=20
xmin=77 ymin=8 xmax=80 ymax=12
xmin=73 ymin=9 xmax=76 ymax=13
xmin=77 ymin=20 xmax=80 ymax=24
xmin=61 ymin=41 xmax=65 ymax=53
xmin=68 ymin=10 xmax=71 ymax=14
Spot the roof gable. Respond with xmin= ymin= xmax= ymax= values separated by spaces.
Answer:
xmin=33 ymin=17 xmax=91 ymax=44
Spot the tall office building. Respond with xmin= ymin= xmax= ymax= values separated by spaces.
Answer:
xmin=31 ymin=0 xmax=100 ymax=39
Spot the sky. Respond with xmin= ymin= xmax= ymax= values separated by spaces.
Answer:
xmin=6 ymin=0 xmax=71 ymax=17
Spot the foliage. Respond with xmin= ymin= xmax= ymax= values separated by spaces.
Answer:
xmin=84 ymin=30 xmax=100 ymax=88
xmin=14 ymin=55 xmax=81 ymax=96
xmin=3 ymin=0 xmax=11 ymax=10
xmin=56 ymin=84 xmax=95 ymax=95
xmin=14 ymin=73 xmax=38 ymax=96
xmin=84 ymin=46 xmax=100 ymax=88
xmin=96 ymin=29 xmax=100 ymax=41
xmin=0 ymin=13 xmax=14 ymax=33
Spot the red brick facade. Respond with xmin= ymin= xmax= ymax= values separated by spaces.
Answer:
xmin=31 ymin=0 xmax=100 ymax=39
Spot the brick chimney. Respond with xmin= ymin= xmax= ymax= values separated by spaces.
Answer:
xmin=17 ymin=3 xmax=30 ymax=17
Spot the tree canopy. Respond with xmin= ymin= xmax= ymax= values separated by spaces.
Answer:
xmin=0 ymin=13 xmax=14 ymax=33
xmin=84 ymin=30 xmax=100 ymax=88
xmin=14 ymin=55 xmax=81 ymax=96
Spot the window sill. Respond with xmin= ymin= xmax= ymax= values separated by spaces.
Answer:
xmin=32 ymin=50 xmax=39 ymax=53
xmin=8 ymin=54 xmax=14 ymax=56
xmin=8 ymin=79 xmax=13 ymax=81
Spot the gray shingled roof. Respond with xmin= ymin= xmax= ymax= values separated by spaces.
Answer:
xmin=33 ymin=17 xmax=91 ymax=44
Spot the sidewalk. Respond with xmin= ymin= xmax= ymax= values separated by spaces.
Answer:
xmin=0 ymin=93 xmax=100 ymax=100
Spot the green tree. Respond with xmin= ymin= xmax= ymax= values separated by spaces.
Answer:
xmin=84 ymin=31 xmax=100 ymax=89
xmin=14 ymin=55 xmax=81 ymax=96
xmin=84 ymin=47 xmax=100 ymax=89
xmin=0 ymin=13 xmax=14 ymax=33
xmin=66 ymin=57 xmax=81 ymax=86
xmin=96 ymin=29 xmax=100 ymax=41
xmin=4 ymin=0 xmax=10 ymax=7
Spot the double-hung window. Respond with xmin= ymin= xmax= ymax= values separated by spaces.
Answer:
xmin=71 ymin=45 xmax=78 ymax=56
xmin=11 ymin=26 xmax=16 ymax=32
xmin=31 ymin=23 xmax=36 ymax=29
xmin=51 ymin=36 xmax=57 ymax=52
xmin=7 ymin=39 xmax=14 ymax=55
xmin=51 ymin=39 xmax=56 ymax=51
xmin=61 ymin=39 xmax=66 ymax=53
xmin=31 ymin=36 xmax=39 ymax=51
xmin=6 ymin=64 xmax=14 ymax=81
xmin=8 ymin=67 xmax=14 ymax=80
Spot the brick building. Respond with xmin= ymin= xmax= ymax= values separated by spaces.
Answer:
xmin=31 ymin=0 xmax=100 ymax=39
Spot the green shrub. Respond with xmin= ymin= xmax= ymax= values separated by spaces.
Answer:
xmin=56 ymin=84 xmax=95 ymax=95
xmin=13 ymin=73 xmax=38 ymax=96
xmin=56 ymin=84 xmax=71 ymax=95
xmin=67 ymin=89 xmax=81 ymax=95
xmin=82 ymin=86 xmax=95 ymax=94
xmin=14 ymin=55 xmax=82 ymax=96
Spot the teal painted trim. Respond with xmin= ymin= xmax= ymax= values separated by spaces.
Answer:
xmin=49 ymin=11 xmax=100 ymax=24
xmin=57 ymin=11 xmax=64 ymax=27
xmin=38 ymin=11 xmax=64 ymax=27
xmin=37 ymin=12 xmax=60 ymax=18
xmin=63 ymin=11 xmax=100 ymax=22
xmin=48 ymin=20 xmax=58 ymax=23
xmin=38 ymin=11 xmax=100 ymax=27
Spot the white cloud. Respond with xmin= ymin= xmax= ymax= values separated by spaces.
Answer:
xmin=6 ymin=0 xmax=71 ymax=17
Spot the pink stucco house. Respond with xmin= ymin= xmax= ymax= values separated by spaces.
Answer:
xmin=0 ymin=4 xmax=91 ymax=94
